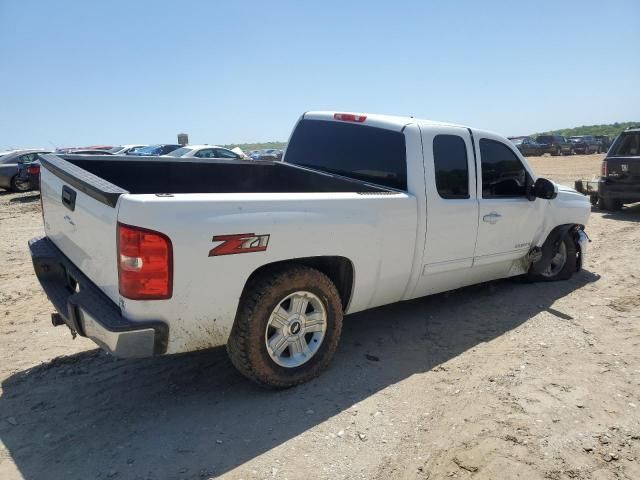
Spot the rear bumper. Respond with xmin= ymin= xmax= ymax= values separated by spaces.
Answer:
xmin=28 ymin=236 xmax=168 ymax=358
xmin=598 ymin=179 xmax=640 ymax=202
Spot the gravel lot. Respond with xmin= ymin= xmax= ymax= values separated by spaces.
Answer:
xmin=0 ymin=154 xmax=639 ymax=480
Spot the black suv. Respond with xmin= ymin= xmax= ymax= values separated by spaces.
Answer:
xmin=535 ymin=135 xmax=574 ymax=156
xmin=594 ymin=135 xmax=612 ymax=152
xmin=597 ymin=127 xmax=640 ymax=211
xmin=568 ymin=135 xmax=601 ymax=154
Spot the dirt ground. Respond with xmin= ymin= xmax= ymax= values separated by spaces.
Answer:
xmin=0 ymin=154 xmax=638 ymax=480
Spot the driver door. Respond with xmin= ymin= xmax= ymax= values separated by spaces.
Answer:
xmin=473 ymin=134 xmax=544 ymax=268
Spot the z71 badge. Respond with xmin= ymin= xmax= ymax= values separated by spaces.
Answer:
xmin=209 ymin=233 xmax=270 ymax=256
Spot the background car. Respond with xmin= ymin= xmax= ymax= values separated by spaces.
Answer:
xmin=594 ymin=135 xmax=612 ymax=152
xmin=108 ymin=145 xmax=147 ymax=155
xmin=595 ymin=126 xmax=640 ymax=211
xmin=249 ymin=149 xmax=284 ymax=161
xmin=16 ymin=159 xmax=42 ymax=191
xmin=535 ymin=135 xmax=574 ymax=156
xmin=127 ymin=144 xmax=183 ymax=156
xmin=164 ymin=145 xmax=246 ymax=160
xmin=64 ymin=149 xmax=114 ymax=155
xmin=0 ymin=149 xmax=50 ymax=191
xmin=508 ymin=137 xmax=542 ymax=156
xmin=568 ymin=135 xmax=601 ymax=154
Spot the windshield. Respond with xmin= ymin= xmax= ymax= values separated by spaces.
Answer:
xmin=609 ymin=133 xmax=640 ymax=157
xmin=536 ymin=136 xmax=552 ymax=143
xmin=165 ymin=147 xmax=193 ymax=157
xmin=568 ymin=137 xmax=583 ymax=142
xmin=107 ymin=146 xmax=124 ymax=153
xmin=509 ymin=138 xmax=524 ymax=145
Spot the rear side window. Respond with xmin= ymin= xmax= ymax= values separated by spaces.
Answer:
xmin=213 ymin=148 xmax=239 ymax=159
xmin=433 ymin=135 xmax=469 ymax=199
xmin=285 ymin=119 xmax=407 ymax=190
xmin=480 ymin=138 xmax=529 ymax=198
xmin=610 ymin=133 xmax=640 ymax=156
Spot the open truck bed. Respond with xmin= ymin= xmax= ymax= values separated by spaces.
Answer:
xmin=40 ymin=154 xmax=390 ymax=206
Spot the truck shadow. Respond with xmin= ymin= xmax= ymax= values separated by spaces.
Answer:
xmin=8 ymin=193 xmax=40 ymax=204
xmin=0 ymin=271 xmax=599 ymax=479
xmin=600 ymin=203 xmax=640 ymax=222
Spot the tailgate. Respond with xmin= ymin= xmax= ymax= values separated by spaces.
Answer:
xmin=39 ymin=154 xmax=128 ymax=304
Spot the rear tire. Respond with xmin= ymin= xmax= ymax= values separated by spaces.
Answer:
xmin=527 ymin=234 xmax=577 ymax=282
xmin=600 ymin=197 xmax=623 ymax=211
xmin=10 ymin=175 xmax=30 ymax=192
xmin=227 ymin=265 xmax=343 ymax=388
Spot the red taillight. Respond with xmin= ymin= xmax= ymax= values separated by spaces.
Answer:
xmin=601 ymin=160 xmax=608 ymax=177
xmin=334 ymin=113 xmax=366 ymax=123
xmin=27 ymin=165 xmax=40 ymax=175
xmin=117 ymin=223 xmax=173 ymax=300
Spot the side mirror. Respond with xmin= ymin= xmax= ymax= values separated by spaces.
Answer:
xmin=532 ymin=177 xmax=557 ymax=200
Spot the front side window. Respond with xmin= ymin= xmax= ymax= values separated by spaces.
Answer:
xmin=433 ymin=135 xmax=469 ymax=199
xmin=480 ymin=138 xmax=529 ymax=198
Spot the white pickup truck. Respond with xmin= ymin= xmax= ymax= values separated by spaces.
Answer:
xmin=30 ymin=112 xmax=590 ymax=387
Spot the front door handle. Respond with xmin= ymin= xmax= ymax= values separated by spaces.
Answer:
xmin=483 ymin=212 xmax=502 ymax=224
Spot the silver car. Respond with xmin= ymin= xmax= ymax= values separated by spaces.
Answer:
xmin=0 ymin=149 xmax=50 ymax=191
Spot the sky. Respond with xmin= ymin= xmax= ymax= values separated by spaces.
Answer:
xmin=0 ymin=0 xmax=638 ymax=149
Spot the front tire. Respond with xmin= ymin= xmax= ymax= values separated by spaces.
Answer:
xmin=527 ymin=234 xmax=577 ymax=282
xmin=227 ymin=265 xmax=343 ymax=387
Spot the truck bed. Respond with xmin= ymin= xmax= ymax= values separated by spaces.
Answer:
xmin=40 ymin=154 xmax=389 ymax=204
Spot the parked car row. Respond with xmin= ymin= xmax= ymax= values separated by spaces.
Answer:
xmin=508 ymin=135 xmax=609 ymax=156
xmin=1 ymin=142 xmax=268 ymax=192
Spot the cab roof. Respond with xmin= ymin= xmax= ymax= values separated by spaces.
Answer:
xmin=303 ymin=111 xmax=470 ymax=132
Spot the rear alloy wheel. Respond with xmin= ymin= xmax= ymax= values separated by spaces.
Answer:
xmin=10 ymin=175 xmax=30 ymax=192
xmin=227 ymin=265 xmax=343 ymax=387
xmin=265 ymin=291 xmax=327 ymax=368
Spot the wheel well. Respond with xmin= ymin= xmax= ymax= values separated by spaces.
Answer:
xmin=243 ymin=257 xmax=355 ymax=311
xmin=551 ymin=223 xmax=584 ymax=258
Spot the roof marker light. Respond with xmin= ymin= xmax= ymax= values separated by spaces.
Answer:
xmin=334 ymin=113 xmax=367 ymax=123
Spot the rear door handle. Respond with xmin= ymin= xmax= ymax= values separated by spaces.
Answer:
xmin=483 ymin=212 xmax=502 ymax=224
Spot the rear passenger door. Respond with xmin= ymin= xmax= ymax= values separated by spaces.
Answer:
xmin=421 ymin=126 xmax=479 ymax=274
xmin=473 ymin=133 xmax=544 ymax=267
